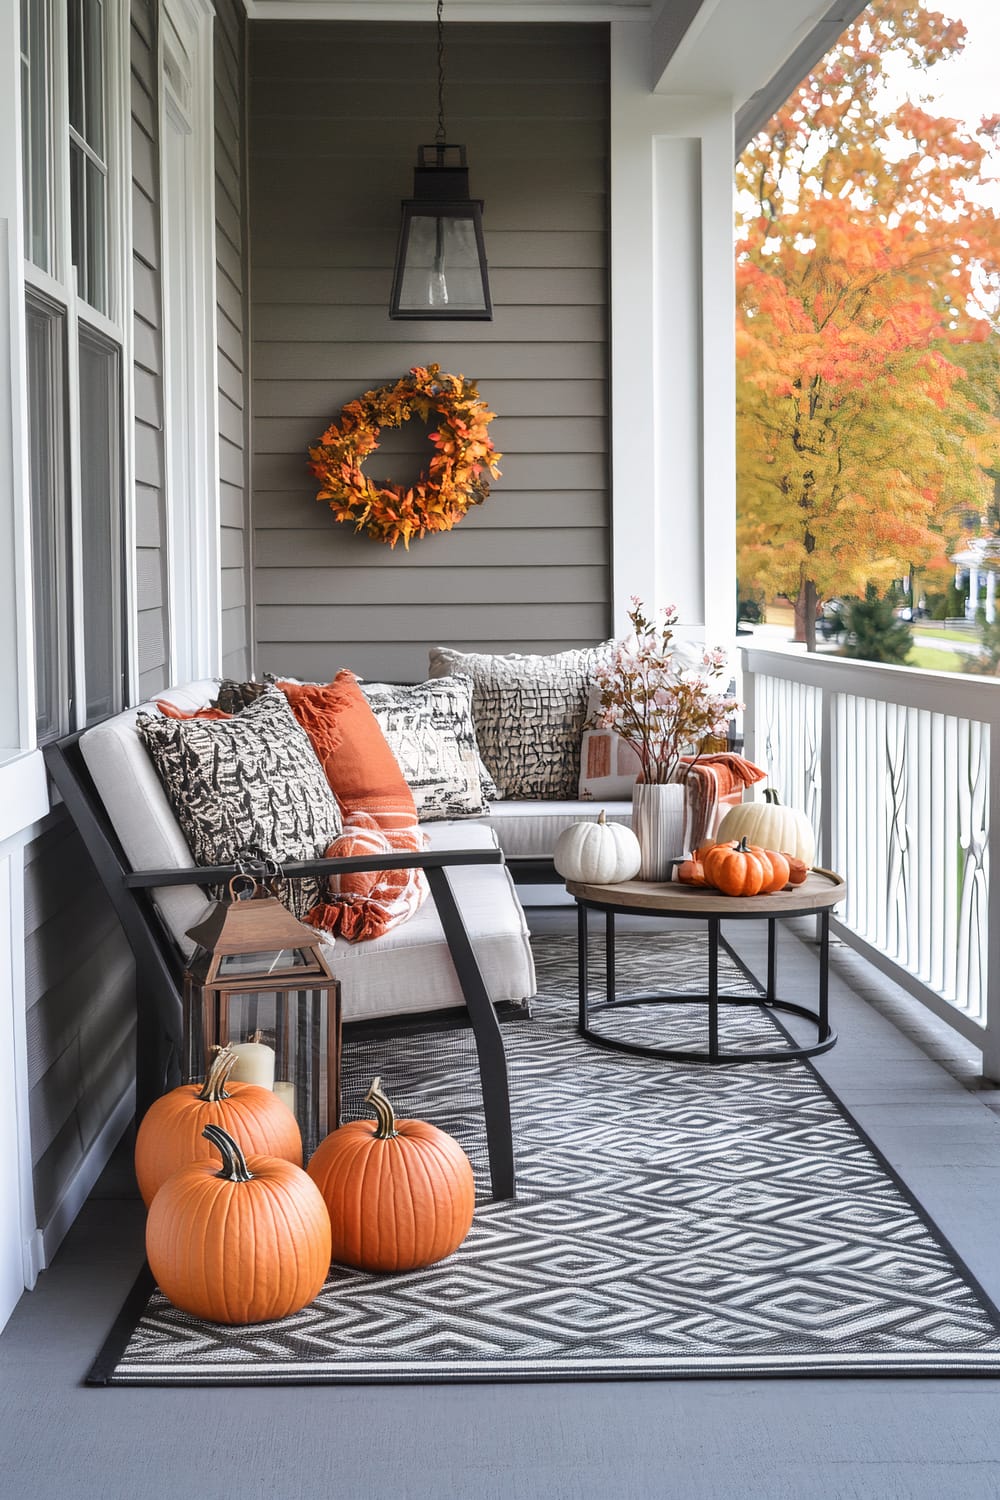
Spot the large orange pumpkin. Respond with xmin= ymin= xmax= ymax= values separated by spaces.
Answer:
xmin=146 ymin=1124 xmax=331 ymax=1324
xmin=134 ymin=1047 xmax=302 ymax=1207
xmin=701 ymin=836 xmax=769 ymax=897
xmin=307 ymin=1077 xmax=475 ymax=1272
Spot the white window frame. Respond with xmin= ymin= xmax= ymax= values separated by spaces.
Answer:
xmin=22 ymin=0 xmax=136 ymax=741
xmin=159 ymin=0 xmax=221 ymax=682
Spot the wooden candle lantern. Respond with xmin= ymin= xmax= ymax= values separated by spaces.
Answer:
xmin=182 ymin=877 xmax=341 ymax=1157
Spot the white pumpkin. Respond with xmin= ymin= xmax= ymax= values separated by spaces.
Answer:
xmin=553 ymin=810 xmax=642 ymax=885
xmin=715 ymin=789 xmax=816 ymax=865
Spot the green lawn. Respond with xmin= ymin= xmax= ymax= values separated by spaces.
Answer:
xmin=911 ymin=625 xmax=976 ymax=644
xmin=906 ymin=644 xmax=964 ymax=672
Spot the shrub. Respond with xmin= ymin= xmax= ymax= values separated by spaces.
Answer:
xmin=841 ymin=585 xmax=913 ymax=666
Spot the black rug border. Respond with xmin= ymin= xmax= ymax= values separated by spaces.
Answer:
xmin=720 ymin=940 xmax=1000 ymax=1347
xmin=87 ymin=931 xmax=1000 ymax=1387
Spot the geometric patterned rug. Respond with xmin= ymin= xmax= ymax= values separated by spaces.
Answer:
xmin=89 ymin=931 xmax=1000 ymax=1384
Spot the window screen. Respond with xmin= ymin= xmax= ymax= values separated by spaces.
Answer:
xmin=78 ymin=327 xmax=124 ymax=722
xmin=25 ymin=296 xmax=71 ymax=742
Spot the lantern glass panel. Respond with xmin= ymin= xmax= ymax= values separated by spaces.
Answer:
xmin=219 ymin=988 xmax=335 ymax=1159
xmin=215 ymin=947 xmax=313 ymax=978
xmin=397 ymin=212 xmax=488 ymax=315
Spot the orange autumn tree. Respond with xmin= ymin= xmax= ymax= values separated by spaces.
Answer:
xmin=736 ymin=0 xmax=1000 ymax=648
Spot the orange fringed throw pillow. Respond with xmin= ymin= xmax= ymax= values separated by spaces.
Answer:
xmin=304 ymin=813 xmax=428 ymax=942
xmin=276 ymin=672 xmax=417 ymax=834
xmin=155 ymin=700 xmax=229 ymax=721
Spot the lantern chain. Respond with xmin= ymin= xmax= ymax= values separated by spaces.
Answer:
xmin=435 ymin=0 xmax=447 ymax=146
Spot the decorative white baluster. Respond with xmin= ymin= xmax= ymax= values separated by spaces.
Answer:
xmin=741 ymin=645 xmax=998 ymax=1068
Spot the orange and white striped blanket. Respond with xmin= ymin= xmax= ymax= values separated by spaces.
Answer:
xmin=304 ymin=812 xmax=428 ymax=943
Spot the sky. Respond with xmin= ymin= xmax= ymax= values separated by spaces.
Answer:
xmin=911 ymin=0 xmax=1000 ymax=129
xmin=881 ymin=0 xmax=1000 ymax=210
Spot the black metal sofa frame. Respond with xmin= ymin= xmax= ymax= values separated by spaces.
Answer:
xmin=44 ymin=731 xmax=517 ymax=1201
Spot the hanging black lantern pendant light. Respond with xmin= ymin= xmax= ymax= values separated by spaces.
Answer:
xmin=389 ymin=0 xmax=492 ymax=321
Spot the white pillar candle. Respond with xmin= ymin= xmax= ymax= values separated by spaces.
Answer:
xmin=227 ymin=1032 xmax=276 ymax=1089
xmin=273 ymin=1080 xmax=296 ymax=1114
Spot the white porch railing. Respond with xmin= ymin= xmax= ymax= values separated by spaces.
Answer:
xmin=740 ymin=645 xmax=1000 ymax=1076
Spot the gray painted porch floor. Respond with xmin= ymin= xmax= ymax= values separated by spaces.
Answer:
xmin=5 ymin=911 xmax=1000 ymax=1500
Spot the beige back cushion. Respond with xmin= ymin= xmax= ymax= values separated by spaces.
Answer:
xmin=79 ymin=681 xmax=221 ymax=957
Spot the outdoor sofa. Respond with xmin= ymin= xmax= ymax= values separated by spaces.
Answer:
xmin=44 ymin=674 xmax=635 ymax=1201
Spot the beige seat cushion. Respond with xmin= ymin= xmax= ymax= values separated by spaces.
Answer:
xmin=320 ymin=823 xmax=536 ymax=1022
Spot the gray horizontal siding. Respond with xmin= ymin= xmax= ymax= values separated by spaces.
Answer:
xmin=252 ymin=268 xmax=606 ymax=306
xmin=253 ymin=230 xmax=607 ymax=273
xmin=254 ymin=639 xmax=608 ymax=687
xmin=254 ymin=342 xmax=608 ymax=381
xmin=216 ymin=0 xmax=251 ymax=681
xmin=249 ymin=20 xmax=609 ymax=683
xmin=255 ymin=490 xmax=607 ymax=533
xmin=23 ymin=813 xmax=135 ymax=1232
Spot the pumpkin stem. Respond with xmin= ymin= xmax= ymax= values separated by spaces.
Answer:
xmin=197 ymin=1047 xmax=238 ymax=1102
xmin=597 ymin=809 xmax=607 ymax=825
xmin=763 ymin=788 xmax=781 ymax=806
xmin=202 ymin=1123 xmax=254 ymax=1183
xmin=735 ymin=836 xmax=751 ymax=853
xmin=365 ymin=1077 xmax=399 ymax=1140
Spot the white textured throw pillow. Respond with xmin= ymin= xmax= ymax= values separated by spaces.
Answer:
xmin=361 ymin=677 xmax=497 ymax=821
xmin=429 ymin=642 xmax=614 ymax=800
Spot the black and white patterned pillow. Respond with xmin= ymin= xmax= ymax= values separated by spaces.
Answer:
xmin=428 ymin=643 xmax=614 ymax=800
xmin=361 ymin=678 xmax=497 ymax=821
xmin=212 ymin=678 xmax=272 ymax=714
xmin=137 ymin=689 xmax=342 ymax=918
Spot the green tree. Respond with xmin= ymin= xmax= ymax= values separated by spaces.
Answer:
xmin=736 ymin=0 xmax=1000 ymax=651
xmin=842 ymin=585 xmax=913 ymax=664
xmin=963 ymin=607 xmax=1000 ymax=675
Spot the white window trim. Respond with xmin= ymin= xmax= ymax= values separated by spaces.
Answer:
xmin=160 ymin=0 xmax=222 ymax=683
xmin=20 ymin=0 xmax=135 ymax=738
xmin=1 ymin=6 xmax=34 ymax=761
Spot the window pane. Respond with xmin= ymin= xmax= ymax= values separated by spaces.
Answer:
xmin=85 ymin=157 xmax=107 ymax=313
xmin=21 ymin=0 xmax=51 ymax=272
xmin=84 ymin=0 xmax=105 ymax=155
xmin=78 ymin=328 xmax=123 ymax=722
xmin=25 ymin=297 xmax=71 ymax=743
xmin=67 ymin=0 xmax=108 ymax=313
xmin=67 ymin=0 xmax=83 ymax=135
xmin=70 ymin=139 xmax=85 ymax=293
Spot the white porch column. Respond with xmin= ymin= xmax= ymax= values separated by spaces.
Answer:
xmin=609 ymin=20 xmax=736 ymax=647
xmin=969 ymin=565 xmax=980 ymax=619
xmin=987 ymin=570 xmax=996 ymax=625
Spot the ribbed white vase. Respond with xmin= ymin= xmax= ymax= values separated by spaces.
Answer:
xmin=631 ymin=781 xmax=687 ymax=881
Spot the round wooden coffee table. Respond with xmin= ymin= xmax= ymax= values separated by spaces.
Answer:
xmin=564 ymin=870 xmax=845 ymax=1064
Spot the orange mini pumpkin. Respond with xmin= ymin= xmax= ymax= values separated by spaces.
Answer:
xmin=134 ymin=1047 xmax=302 ymax=1208
xmin=785 ymin=855 xmax=809 ymax=886
xmin=677 ymin=858 xmax=707 ymax=887
xmin=146 ymin=1124 xmax=331 ymax=1324
xmin=307 ymin=1077 xmax=475 ymax=1273
xmin=701 ymin=837 xmax=769 ymax=897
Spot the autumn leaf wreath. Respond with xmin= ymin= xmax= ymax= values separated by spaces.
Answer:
xmin=307 ymin=364 xmax=502 ymax=550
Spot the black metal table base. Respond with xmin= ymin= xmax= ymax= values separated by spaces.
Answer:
xmin=577 ymin=903 xmax=837 ymax=1065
